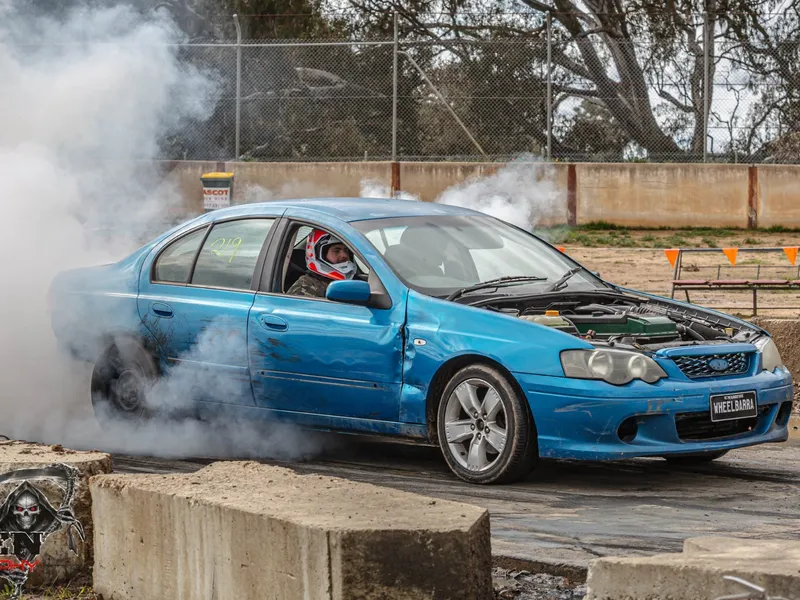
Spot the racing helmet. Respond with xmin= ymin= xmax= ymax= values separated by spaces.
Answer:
xmin=305 ymin=229 xmax=357 ymax=281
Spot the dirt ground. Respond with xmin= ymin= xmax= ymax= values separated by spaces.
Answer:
xmin=546 ymin=228 xmax=800 ymax=318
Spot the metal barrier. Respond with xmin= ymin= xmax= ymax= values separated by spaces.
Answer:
xmin=668 ymin=247 xmax=800 ymax=315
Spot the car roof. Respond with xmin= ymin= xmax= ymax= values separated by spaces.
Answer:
xmin=206 ymin=197 xmax=484 ymax=222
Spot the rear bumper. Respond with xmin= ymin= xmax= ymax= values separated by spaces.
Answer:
xmin=514 ymin=370 xmax=793 ymax=460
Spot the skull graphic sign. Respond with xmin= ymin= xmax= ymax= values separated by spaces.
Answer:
xmin=0 ymin=464 xmax=84 ymax=600
xmin=13 ymin=492 xmax=41 ymax=531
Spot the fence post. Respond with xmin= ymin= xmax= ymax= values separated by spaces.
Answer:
xmin=703 ymin=11 xmax=709 ymax=163
xmin=233 ymin=14 xmax=242 ymax=162
xmin=546 ymin=12 xmax=552 ymax=161
xmin=391 ymin=11 xmax=399 ymax=197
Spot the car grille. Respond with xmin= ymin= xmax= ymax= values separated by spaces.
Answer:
xmin=674 ymin=407 xmax=769 ymax=441
xmin=672 ymin=352 xmax=750 ymax=379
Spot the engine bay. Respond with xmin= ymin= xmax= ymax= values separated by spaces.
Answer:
xmin=479 ymin=290 xmax=764 ymax=350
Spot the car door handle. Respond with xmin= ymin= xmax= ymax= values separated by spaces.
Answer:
xmin=259 ymin=315 xmax=288 ymax=331
xmin=151 ymin=302 xmax=173 ymax=318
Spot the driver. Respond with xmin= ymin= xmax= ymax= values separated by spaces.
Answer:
xmin=287 ymin=229 xmax=357 ymax=298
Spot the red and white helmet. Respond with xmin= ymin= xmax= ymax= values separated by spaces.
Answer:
xmin=306 ymin=229 xmax=357 ymax=281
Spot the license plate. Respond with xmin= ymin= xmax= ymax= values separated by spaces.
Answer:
xmin=709 ymin=391 xmax=758 ymax=422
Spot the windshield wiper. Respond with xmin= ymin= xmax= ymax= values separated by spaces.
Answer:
xmin=543 ymin=267 xmax=584 ymax=293
xmin=446 ymin=276 xmax=547 ymax=302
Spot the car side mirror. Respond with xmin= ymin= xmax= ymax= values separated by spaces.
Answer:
xmin=326 ymin=279 xmax=371 ymax=304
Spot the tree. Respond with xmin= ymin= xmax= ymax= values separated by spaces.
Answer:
xmin=346 ymin=0 xmax=800 ymax=162
xmin=148 ymin=0 xmax=395 ymax=160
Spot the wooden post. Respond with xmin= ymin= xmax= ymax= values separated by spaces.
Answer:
xmin=567 ymin=164 xmax=577 ymax=226
xmin=390 ymin=162 xmax=401 ymax=198
xmin=747 ymin=165 xmax=759 ymax=229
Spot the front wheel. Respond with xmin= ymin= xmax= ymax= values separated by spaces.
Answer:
xmin=437 ymin=364 xmax=538 ymax=484
xmin=663 ymin=450 xmax=729 ymax=465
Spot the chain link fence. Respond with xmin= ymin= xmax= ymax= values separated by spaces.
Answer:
xmin=165 ymin=12 xmax=800 ymax=164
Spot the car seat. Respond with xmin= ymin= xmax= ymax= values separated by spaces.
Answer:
xmin=380 ymin=227 xmax=445 ymax=280
xmin=282 ymin=247 xmax=307 ymax=292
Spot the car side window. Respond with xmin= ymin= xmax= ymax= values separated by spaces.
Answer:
xmin=153 ymin=227 xmax=207 ymax=283
xmin=191 ymin=219 xmax=275 ymax=290
xmin=295 ymin=226 xmax=313 ymax=246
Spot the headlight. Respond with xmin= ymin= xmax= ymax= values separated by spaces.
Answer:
xmin=755 ymin=337 xmax=785 ymax=372
xmin=561 ymin=348 xmax=667 ymax=385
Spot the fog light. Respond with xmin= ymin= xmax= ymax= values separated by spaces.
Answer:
xmin=617 ymin=417 xmax=638 ymax=443
xmin=776 ymin=401 xmax=792 ymax=427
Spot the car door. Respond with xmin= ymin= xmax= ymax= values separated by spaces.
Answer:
xmin=137 ymin=216 xmax=277 ymax=408
xmin=247 ymin=217 xmax=406 ymax=422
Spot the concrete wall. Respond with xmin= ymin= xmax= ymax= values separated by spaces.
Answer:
xmin=400 ymin=161 xmax=570 ymax=226
xmin=400 ymin=162 xmax=511 ymax=201
xmin=158 ymin=160 xmax=393 ymax=214
xmin=576 ymin=164 xmax=751 ymax=228
xmin=154 ymin=160 xmax=800 ymax=229
xmin=758 ymin=165 xmax=800 ymax=228
xmin=232 ymin=161 xmax=393 ymax=202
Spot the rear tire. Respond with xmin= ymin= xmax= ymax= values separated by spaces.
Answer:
xmin=90 ymin=337 xmax=159 ymax=428
xmin=437 ymin=364 xmax=538 ymax=484
xmin=663 ymin=450 xmax=729 ymax=465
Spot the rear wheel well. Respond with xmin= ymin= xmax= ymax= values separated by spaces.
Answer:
xmin=426 ymin=355 xmax=531 ymax=445
xmin=96 ymin=332 xmax=161 ymax=373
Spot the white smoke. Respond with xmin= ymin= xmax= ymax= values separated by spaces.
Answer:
xmin=360 ymin=178 xmax=420 ymax=201
xmin=0 ymin=4 xmax=326 ymax=460
xmin=435 ymin=157 xmax=563 ymax=231
xmin=358 ymin=157 xmax=564 ymax=231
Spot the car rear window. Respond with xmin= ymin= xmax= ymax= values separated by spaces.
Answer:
xmin=153 ymin=227 xmax=207 ymax=283
xmin=191 ymin=218 xmax=275 ymax=290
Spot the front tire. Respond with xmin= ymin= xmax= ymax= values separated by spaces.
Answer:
xmin=90 ymin=337 xmax=158 ymax=427
xmin=663 ymin=450 xmax=729 ymax=465
xmin=437 ymin=364 xmax=538 ymax=484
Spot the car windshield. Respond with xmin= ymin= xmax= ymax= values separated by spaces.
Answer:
xmin=351 ymin=215 xmax=608 ymax=298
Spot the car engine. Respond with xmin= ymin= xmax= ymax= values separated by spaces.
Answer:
xmin=479 ymin=291 xmax=764 ymax=350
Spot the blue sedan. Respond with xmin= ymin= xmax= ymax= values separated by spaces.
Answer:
xmin=48 ymin=198 xmax=794 ymax=484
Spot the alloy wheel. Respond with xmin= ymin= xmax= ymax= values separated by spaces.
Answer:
xmin=443 ymin=378 xmax=508 ymax=472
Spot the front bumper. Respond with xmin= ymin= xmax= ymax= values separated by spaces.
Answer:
xmin=514 ymin=368 xmax=793 ymax=460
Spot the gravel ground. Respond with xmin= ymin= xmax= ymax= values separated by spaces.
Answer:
xmin=493 ymin=568 xmax=587 ymax=600
xmin=8 ymin=570 xmax=587 ymax=599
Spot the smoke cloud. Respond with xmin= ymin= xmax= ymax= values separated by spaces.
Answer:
xmin=435 ymin=157 xmax=564 ymax=231
xmin=359 ymin=155 xmax=565 ymax=232
xmin=1 ymin=4 xmax=565 ymax=462
xmin=359 ymin=178 xmax=420 ymax=201
xmin=0 ymin=3 xmax=327 ymax=460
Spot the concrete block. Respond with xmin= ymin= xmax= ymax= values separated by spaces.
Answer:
xmin=585 ymin=536 xmax=800 ymax=600
xmin=0 ymin=441 xmax=111 ymax=587
xmin=91 ymin=461 xmax=491 ymax=600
